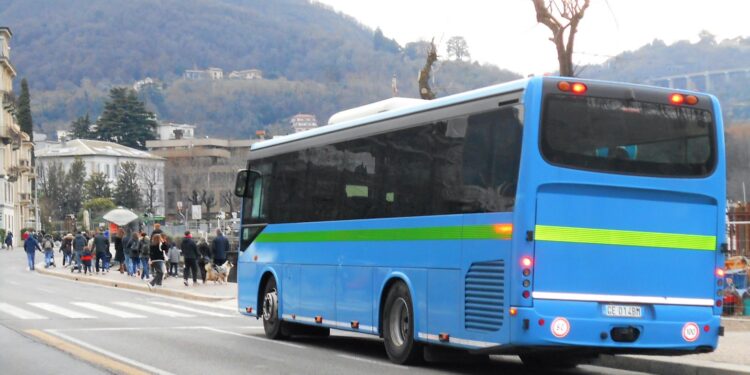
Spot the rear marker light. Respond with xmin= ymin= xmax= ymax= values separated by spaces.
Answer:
xmin=522 ymin=290 xmax=530 ymax=299
xmin=557 ymin=81 xmax=571 ymax=91
xmin=438 ymin=333 xmax=450 ymax=342
xmin=493 ymin=224 xmax=513 ymax=236
xmin=716 ymin=268 xmax=725 ymax=278
xmin=716 ymin=300 xmax=722 ymax=307
xmin=245 ymin=307 xmax=253 ymax=313
xmin=315 ymin=316 xmax=323 ymax=324
xmin=686 ymin=95 xmax=699 ymax=105
xmin=571 ymin=82 xmax=587 ymax=94
xmin=351 ymin=321 xmax=360 ymax=329
xmin=538 ymin=319 xmax=545 ymax=326
xmin=509 ymin=307 xmax=518 ymax=316
xmin=522 ymin=269 xmax=531 ymax=277
xmin=522 ymin=280 xmax=530 ymax=288
xmin=703 ymin=325 xmax=710 ymax=332
xmin=521 ymin=256 xmax=533 ymax=268
xmin=670 ymin=93 xmax=685 ymax=105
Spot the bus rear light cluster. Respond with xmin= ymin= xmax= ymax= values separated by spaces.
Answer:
xmin=521 ymin=256 xmax=533 ymax=299
xmin=670 ymin=93 xmax=699 ymax=106
xmin=557 ymin=81 xmax=587 ymax=94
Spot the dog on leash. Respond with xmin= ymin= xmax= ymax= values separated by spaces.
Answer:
xmin=205 ymin=261 xmax=233 ymax=284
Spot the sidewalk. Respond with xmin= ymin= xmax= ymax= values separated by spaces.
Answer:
xmin=36 ymin=261 xmax=236 ymax=303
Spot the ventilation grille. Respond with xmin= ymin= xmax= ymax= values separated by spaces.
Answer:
xmin=465 ymin=260 xmax=505 ymax=331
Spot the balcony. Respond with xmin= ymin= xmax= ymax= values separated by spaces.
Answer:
xmin=18 ymin=159 xmax=31 ymax=173
xmin=19 ymin=192 xmax=31 ymax=205
xmin=0 ymin=56 xmax=16 ymax=77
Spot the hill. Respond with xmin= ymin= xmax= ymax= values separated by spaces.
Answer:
xmin=1 ymin=0 xmax=520 ymax=136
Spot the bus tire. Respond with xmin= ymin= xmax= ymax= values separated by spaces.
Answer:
xmin=261 ymin=277 xmax=289 ymax=340
xmin=382 ymin=281 xmax=423 ymax=365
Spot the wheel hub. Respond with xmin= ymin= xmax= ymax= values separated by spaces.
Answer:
xmin=263 ymin=289 xmax=277 ymax=321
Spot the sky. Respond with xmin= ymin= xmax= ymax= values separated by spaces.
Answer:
xmin=315 ymin=0 xmax=749 ymax=76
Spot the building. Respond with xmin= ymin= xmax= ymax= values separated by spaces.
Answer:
xmin=133 ymin=77 xmax=158 ymax=92
xmin=228 ymin=69 xmax=263 ymax=80
xmin=290 ymin=114 xmax=318 ymax=133
xmin=156 ymin=122 xmax=196 ymax=140
xmin=0 ymin=26 xmax=34 ymax=237
xmin=36 ymin=139 xmax=166 ymax=215
xmin=183 ymin=67 xmax=224 ymax=81
xmin=146 ymin=138 xmax=259 ymax=221
xmin=206 ymin=67 xmax=223 ymax=80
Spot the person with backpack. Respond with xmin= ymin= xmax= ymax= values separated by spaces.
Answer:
xmin=42 ymin=234 xmax=56 ymax=268
xmin=139 ymin=232 xmax=151 ymax=280
xmin=60 ymin=233 xmax=73 ymax=267
xmin=126 ymin=232 xmax=140 ymax=276
xmin=72 ymin=231 xmax=87 ymax=273
xmin=197 ymin=237 xmax=211 ymax=284
xmin=23 ymin=230 xmax=42 ymax=271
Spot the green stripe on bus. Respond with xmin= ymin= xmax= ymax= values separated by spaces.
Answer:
xmin=535 ymin=225 xmax=715 ymax=251
xmin=255 ymin=225 xmax=512 ymax=243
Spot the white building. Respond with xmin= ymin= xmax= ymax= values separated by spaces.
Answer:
xmin=228 ymin=69 xmax=263 ymax=80
xmin=156 ymin=122 xmax=196 ymax=140
xmin=36 ymin=139 xmax=166 ymax=215
xmin=290 ymin=114 xmax=318 ymax=133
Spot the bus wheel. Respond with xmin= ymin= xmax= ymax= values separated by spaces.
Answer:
xmin=262 ymin=277 xmax=289 ymax=340
xmin=383 ymin=282 xmax=423 ymax=364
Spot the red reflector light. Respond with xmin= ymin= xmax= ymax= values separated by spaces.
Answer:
xmin=521 ymin=256 xmax=533 ymax=268
xmin=571 ymin=82 xmax=587 ymax=94
xmin=670 ymin=93 xmax=685 ymax=105
xmin=522 ymin=290 xmax=530 ymax=299
xmin=438 ymin=333 xmax=450 ymax=342
xmin=315 ymin=316 xmax=323 ymax=324
xmin=716 ymin=300 xmax=722 ymax=307
xmin=716 ymin=268 xmax=725 ymax=278
xmin=351 ymin=321 xmax=360 ymax=329
xmin=245 ymin=307 xmax=253 ymax=313
xmin=509 ymin=307 xmax=518 ymax=316
xmin=538 ymin=319 xmax=545 ymax=326
xmin=703 ymin=325 xmax=710 ymax=332
xmin=557 ymin=81 xmax=571 ymax=92
xmin=686 ymin=95 xmax=699 ymax=105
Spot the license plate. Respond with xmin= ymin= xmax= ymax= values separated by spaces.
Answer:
xmin=604 ymin=304 xmax=642 ymax=318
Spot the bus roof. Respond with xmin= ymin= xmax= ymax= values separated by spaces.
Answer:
xmin=250 ymin=77 xmax=532 ymax=152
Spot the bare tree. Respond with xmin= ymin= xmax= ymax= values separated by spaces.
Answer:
xmin=221 ymin=190 xmax=238 ymax=214
xmin=531 ymin=0 xmax=591 ymax=77
xmin=139 ymin=165 xmax=160 ymax=214
xmin=446 ymin=36 xmax=470 ymax=61
xmin=418 ymin=38 xmax=438 ymax=100
xmin=201 ymin=190 xmax=216 ymax=221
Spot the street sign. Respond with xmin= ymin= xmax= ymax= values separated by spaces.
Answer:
xmin=191 ymin=205 xmax=202 ymax=220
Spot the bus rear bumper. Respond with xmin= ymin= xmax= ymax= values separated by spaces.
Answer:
xmin=505 ymin=300 xmax=720 ymax=355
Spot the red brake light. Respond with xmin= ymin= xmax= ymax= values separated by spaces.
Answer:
xmin=670 ymin=93 xmax=685 ymax=105
xmin=521 ymin=256 xmax=533 ymax=268
xmin=571 ymin=82 xmax=587 ymax=94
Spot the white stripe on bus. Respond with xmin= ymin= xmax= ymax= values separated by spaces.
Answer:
xmin=532 ymin=291 xmax=714 ymax=306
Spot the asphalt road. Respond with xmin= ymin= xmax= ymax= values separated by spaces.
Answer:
xmin=0 ymin=248 xmax=649 ymax=375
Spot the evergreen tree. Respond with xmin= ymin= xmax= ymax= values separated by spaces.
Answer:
xmin=16 ymin=78 xmax=33 ymax=140
xmin=64 ymin=157 xmax=86 ymax=215
xmin=83 ymin=172 xmax=112 ymax=200
xmin=70 ymin=113 xmax=93 ymax=140
xmin=96 ymin=87 xmax=157 ymax=150
xmin=114 ymin=162 xmax=141 ymax=209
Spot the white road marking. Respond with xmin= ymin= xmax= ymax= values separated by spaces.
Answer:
xmin=46 ymin=329 xmax=175 ymax=375
xmin=72 ymin=302 xmax=147 ymax=318
xmin=200 ymin=327 xmax=307 ymax=349
xmin=149 ymin=301 xmax=234 ymax=317
xmin=113 ymin=302 xmax=194 ymax=318
xmin=0 ymin=302 xmax=48 ymax=320
xmin=337 ymin=354 xmax=408 ymax=370
xmin=28 ymin=302 xmax=95 ymax=319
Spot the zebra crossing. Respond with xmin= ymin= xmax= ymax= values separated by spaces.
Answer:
xmin=0 ymin=300 xmax=236 ymax=320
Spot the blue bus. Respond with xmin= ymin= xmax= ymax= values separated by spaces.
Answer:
xmin=234 ymin=76 xmax=725 ymax=367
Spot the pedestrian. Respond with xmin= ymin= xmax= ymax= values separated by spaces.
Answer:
xmin=81 ymin=243 xmax=93 ymax=275
xmin=147 ymin=233 xmax=166 ymax=289
xmin=93 ymin=229 xmax=110 ymax=274
xmin=151 ymin=223 xmax=163 ymax=237
xmin=181 ymin=231 xmax=199 ymax=286
xmin=197 ymin=237 xmax=210 ymax=284
xmin=167 ymin=240 xmax=181 ymax=277
xmin=72 ymin=231 xmax=86 ymax=273
xmin=139 ymin=232 xmax=150 ymax=280
xmin=4 ymin=231 xmax=12 ymax=249
xmin=114 ymin=228 xmax=126 ymax=274
xmin=60 ymin=233 xmax=73 ymax=267
xmin=126 ymin=232 xmax=140 ymax=276
xmin=211 ymin=229 xmax=229 ymax=267
xmin=23 ymin=230 xmax=42 ymax=271
xmin=42 ymin=234 xmax=55 ymax=268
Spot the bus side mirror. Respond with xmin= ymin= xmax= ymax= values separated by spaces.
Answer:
xmin=234 ymin=170 xmax=260 ymax=197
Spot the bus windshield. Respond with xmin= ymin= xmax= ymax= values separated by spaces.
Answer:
xmin=540 ymin=95 xmax=715 ymax=177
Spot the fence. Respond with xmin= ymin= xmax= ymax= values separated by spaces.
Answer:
xmin=726 ymin=204 xmax=750 ymax=317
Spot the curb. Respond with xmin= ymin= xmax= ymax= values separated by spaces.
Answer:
xmin=593 ymin=354 xmax=750 ymax=375
xmin=35 ymin=266 xmax=235 ymax=302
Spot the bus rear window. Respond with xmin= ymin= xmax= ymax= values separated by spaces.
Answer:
xmin=541 ymin=95 xmax=715 ymax=177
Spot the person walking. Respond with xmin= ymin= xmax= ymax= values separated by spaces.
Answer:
xmin=126 ymin=232 xmax=140 ymax=276
xmin=180 ymin=231 xmax=199 ymax=286
xmin=4 ymin=231 xmax=12 ymax=250
xmin=139 ymin=232 xmax=150 ymax=280
xmin=114 ymin=228 xmax=126 ymax=274
xmin=42 ymin=234 xmax=55 ymax=268
xmin=23 ymin=230 xmax=42 ymax=271
xmin=167 ymin=241 xmax=181 ymax=277
xmin=197 ymin=237 xmax=210 ymax=284
xmin=60 ymin=233 xmax=73 ymax=267
xmin=211 ymin=229 xmax=229 ymax=267
xmin=147 ymin=234 xmax=166 ymax=289
xmin=93 ymin=230 xmax=110 ymax=274
xmin=72 ymin=231 xmax=86 ymax=273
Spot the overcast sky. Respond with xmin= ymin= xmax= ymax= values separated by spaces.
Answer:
xmin=316 ymin=0 xmax=749 ymax=76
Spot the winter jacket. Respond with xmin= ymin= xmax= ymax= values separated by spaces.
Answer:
xmin=24 ymin=235 xmax=42 ymax=253
xmin=93 ymin=234 xmax=109 ymax=254
xmin=149 ymin=244 xmax=165 ymax=261
xmin=42 ymin=237 xmax=55 ymax=250
xmin=167 ymin=246 xmax=181 ymax=263
xmin=197 ymin=241 xmax=211 ymax=262
xmin=127 ymin=237 xmax=140 ymax=258
xmin=211 ymin=235 xmax=230 ymax=260
xmin=180 ymin=237 xmax=199 ymax=260
xmin=73 ymin=234 xmax=86 ymax=252
xmin=139 ymin=237 xmax=151 ymax=259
